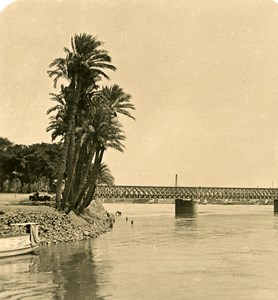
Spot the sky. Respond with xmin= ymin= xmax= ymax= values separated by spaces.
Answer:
xmin=1 ymin=0 xmax=278 ymax=188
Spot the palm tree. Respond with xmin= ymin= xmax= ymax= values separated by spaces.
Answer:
xmin=48 ymin=33 xmax=116 ymax=209
xmin=97 ymin=163 xmax=114 ymax=186
xmin=60 ymin=86 xmax=101 ymax=210
xmin=100 ymin=84 xmax=135 ymax=120
xmin=71 ymin=163 xmax=114 ymax=213
xmin=74 ymin=85 xmax=135 ymax=213
xmin=46 ymin=88 xmax=68 ymax=141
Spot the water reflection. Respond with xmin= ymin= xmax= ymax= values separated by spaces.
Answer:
xmin=0 ymin=241 xmax=105 ymax=300
xmin=175 ymin=212 xmax=198 ymax=218
xmin=0 ymin=254 xmax=39 ymax=276
xmin=174 ymin=216 xmax=199 ymax=238
xmin=38 ymin=241 xmax=104 ymax=300
xmin=0 ymin=254 xmax=52 ymax=300
xmin=273 ymin=213 xmax=278 ymax=233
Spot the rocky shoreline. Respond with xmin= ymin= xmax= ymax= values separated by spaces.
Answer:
xmin=0 ymin=200 xmax=115 ymax=245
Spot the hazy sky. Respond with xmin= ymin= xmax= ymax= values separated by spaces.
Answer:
xmin=1 ymin=0 xmax=278 ymax=188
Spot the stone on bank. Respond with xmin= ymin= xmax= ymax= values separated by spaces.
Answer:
xmin=0 ymin=200 xmax=114 ymax=245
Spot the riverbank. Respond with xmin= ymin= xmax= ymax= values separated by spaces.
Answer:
xmin=0 ymin=194 xmax=114 ymax=245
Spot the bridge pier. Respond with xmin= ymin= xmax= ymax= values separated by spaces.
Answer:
xmin=274 ymin=199 xmax=278 ymax=214
xmin=175 ymin=199 xmax=198 ymax=217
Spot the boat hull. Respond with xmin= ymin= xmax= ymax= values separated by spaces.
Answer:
xmin=0 ymin=230 xmax=39 ymax=258
xmin=0 ymin=244 xmax=39 ymax=258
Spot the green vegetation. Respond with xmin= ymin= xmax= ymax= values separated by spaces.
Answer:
xmin=47 ymin=33 xmax=135 ymax=213
xmin=0 ymin=137 xmax=61 ymax=193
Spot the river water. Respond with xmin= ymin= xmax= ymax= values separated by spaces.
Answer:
xmin=1 ymin=203 xmax=278 ymax=300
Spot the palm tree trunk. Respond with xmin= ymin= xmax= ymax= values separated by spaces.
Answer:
xmin=73 ymin=144 xmax=96 ymax=205
xmin=61 ymin=137 xmax=82 ymax=210
xmin=73 ymin=150 xmax=99 ymax=211
xmin=77 ymin=148 xmax=105 ymax=213
xmin=74 ymin=150 xmax=100 ymax=212
xmin=55 ymin=77 xmax=81 ymax=210
xmin=55 ymin=131 xmax=71 ymax=209
xmin=73 ymin=180 xmax=90 ymax=211
xmin=72 ymin=143 xmax=87 ymax=195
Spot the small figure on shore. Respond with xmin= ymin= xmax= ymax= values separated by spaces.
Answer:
xmin=126 ymin=216 xmax=128 ymax=222
xmin=131 ymin=220 xmax=134 ymax=226
xmin=115 ymin=211 xmax=122 ymax=216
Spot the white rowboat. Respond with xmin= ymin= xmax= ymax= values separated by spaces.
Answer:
xmin=0 ymin=223 xmax=39 ymax=258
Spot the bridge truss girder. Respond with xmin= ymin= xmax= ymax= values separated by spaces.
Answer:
xmin=95 ymin=186 xmax=278 ymax=201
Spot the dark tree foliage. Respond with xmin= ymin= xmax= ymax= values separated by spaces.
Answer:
xmin=0 ymin=139 xmax=62 ymax=193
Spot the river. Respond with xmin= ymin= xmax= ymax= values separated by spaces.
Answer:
xmin=1 ymin=203 xmax=278 ymax=299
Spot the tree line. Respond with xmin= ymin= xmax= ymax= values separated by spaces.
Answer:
xmin=0 ymin=137 xmax=61 ymax=193
xmin=0 ymin=136 xmax=116 ymax=197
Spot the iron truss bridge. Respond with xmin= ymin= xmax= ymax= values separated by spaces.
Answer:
xmin=95 ymin=185 xmax=278 ymax=201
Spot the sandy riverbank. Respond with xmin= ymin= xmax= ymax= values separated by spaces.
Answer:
xmin=0 ymin=193 xmax=114 ymax=245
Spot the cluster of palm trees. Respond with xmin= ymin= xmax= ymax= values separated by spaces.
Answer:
xmin=47 ymin=33 xmax=135 ymax=213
